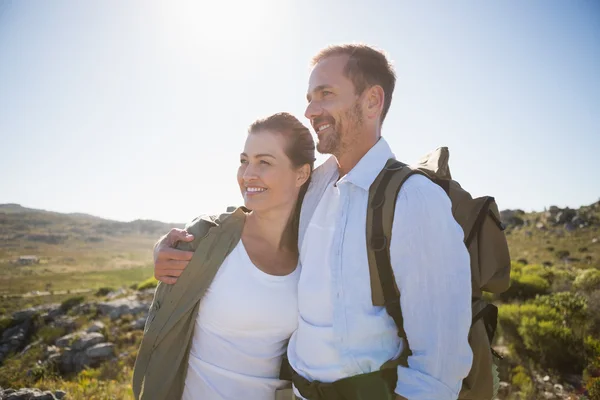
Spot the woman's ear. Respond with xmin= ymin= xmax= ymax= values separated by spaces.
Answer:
xmin=296 ymin=164 xmax=311 ymax=188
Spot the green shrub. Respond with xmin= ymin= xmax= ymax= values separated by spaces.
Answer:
xmin=60 ymin=295 xmax=85 ymax=312
xmin=556 ymin=250 xmax=570 ymax=259
xmin=500 ymin=273 xmax=550 ymax=301
xmin=574 ymin=269 xmax=600 ymax=292
xmin=0 ymin=316 xmax=13 ymax=335
xmin=95 ymin=287 xmax=115 ymax=297
xmin=511 ymin=365 xmax=533 ymax=394
xmin=534 ymin=291 xmax=587 ymax=326
xmin=499 ymin=300 xmax=587 ymax=374
xmin=588 ymin=377 xmax=600 ymax=400
xmin=137 ymin=277 xmax=158 ymax=291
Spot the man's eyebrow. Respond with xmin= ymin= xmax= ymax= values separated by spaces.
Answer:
xmin=240 ymin=153 xmax=276 ymax=158
xmin=306 ymin=84 xmax=334 ymax=102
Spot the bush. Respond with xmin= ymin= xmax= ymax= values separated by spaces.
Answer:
xmin=574 ymin=269 xmax=600 ymax=292
xmin=0 ymin=316 xmax=13 ymax=335
xmin=499 ymin=300 xmax=587 ymax=374
xmin=60 ymin=295 xmax=85 ymax=312
xmin=588 ymin=377 xmax=600 ymax=400
xmin=95 ymin=287 xmax=115 ymax=297
xmin=511 ymin=365 xmax=533 ymax=395
xmin=499 ymin=273 xmax=550 ymax=301
xmin=136 ymin=277 xmax=158 ymax=291
xmin=534 ymin=291 xmax=587 ymax=326
xmin=556 ymin=250 xmax=570 ymax=260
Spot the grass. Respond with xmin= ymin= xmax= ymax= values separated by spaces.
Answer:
xmin=0 ymin=265 xmax=154 ymax=295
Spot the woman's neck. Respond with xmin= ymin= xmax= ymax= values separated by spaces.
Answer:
xmin=244 ymin=204 xmax=297 ymax=251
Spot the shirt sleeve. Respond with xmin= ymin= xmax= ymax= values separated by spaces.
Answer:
xmin=390 ymin=175 xmax=473 ymax=400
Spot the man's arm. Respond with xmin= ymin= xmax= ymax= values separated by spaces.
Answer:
xmin=390 ymin=175 xmax=473 ymax=400
xmin=153 ymin=228 xmax=195 ymax=284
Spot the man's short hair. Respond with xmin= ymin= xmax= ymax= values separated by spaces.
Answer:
xmin=311 ymin=44 xmax=396 ymax=123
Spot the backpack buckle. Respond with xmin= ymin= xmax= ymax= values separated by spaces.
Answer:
xmin=370 ymin=235 xmax=388 ymax=252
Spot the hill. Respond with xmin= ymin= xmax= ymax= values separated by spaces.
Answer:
xmin=0 ymin=203 xmax=184 ymax=296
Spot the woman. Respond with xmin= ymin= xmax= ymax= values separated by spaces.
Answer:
xmin=132 ymin=112 xmax=315 ymax=400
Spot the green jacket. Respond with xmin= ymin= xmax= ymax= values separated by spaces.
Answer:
xmin=132 ymin=207 xmax=249 ymax=399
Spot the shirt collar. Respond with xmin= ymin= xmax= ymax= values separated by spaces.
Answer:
xmin=340 ymin=137 xmax=395 ymax=191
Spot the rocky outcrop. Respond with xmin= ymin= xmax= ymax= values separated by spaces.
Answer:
xmin=0 ymin=318 xmax=34 ymax=365
xmin=96 ymin=295 xmax=149 ymax=320
xmin=51 ymin=330 xmax=115 ymax=373
xmin=0 ymin=388 xmax=66 ymax=400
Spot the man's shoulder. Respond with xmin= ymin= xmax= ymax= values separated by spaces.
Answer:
xmin=396 ymin=173 xmax=451 ymax=209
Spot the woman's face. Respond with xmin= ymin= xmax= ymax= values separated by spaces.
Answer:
xmin=237 ymin=130 xmax=308 ymax=213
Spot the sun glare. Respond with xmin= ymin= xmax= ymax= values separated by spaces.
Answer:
xmin=157 ymin=0 xmax=279 ymax=59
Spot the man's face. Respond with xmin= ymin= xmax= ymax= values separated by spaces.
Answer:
xmin=305 ymin=55 xmax=364 ymax=156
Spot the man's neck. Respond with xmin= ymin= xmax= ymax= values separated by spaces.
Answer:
xmin=335 ymin=135 xmax=380 ymax=177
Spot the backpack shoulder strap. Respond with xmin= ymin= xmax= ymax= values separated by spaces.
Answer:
xmin=366 ymin=158 xmax=429 ymax=366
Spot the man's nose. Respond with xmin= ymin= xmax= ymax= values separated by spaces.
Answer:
xmin=305 ymin=100 xmax=322 ymax=121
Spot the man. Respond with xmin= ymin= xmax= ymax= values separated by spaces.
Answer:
xmin=153 ymin=44 xmax=473 ymax=400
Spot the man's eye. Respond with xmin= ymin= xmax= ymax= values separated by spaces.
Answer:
xmin=323 ymin=90 xmax=332 ymax=96
xmin=240 ymin=159 xmax=247 ymax=164
xmin=260 ymin=160 xmax=271 ymax=165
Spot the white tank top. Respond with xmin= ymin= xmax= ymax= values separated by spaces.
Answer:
xmin=182 ymin=240 xmax=300 ymax=400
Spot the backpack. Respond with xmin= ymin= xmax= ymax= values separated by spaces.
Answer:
xmin=366 ymin=146 xmax=512 ymax=400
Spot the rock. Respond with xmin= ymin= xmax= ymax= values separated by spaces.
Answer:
xmin=85 ymin=342 xmax=115 ymax=361
xmin=47 ymin=353 xmax=61 ymax=365
xmin=59 ymin=349 xmax=75 ymax=373
xmin=543 ymin=375 xmax=550 ymax=382
xmin=2 ymin=388 xmax=58 ymax=399
xmin=555 ymin=208 xmax=576 ymax=225
xmin=72 ymin=350 xmax=88 ymax=372
xmin=55 ymin=333 xmax=74 ymax=348
xmin=71 ymin=332 xmax=104 ymax=351
xmin=56 ymin=332 xmax=104 ymax=351
xmin=542 ymin=391 xmax=556 ymax=399
xmin=54 ymin=391 xmax=66 ymax=400
xmin=86 ymin=321 xmax=105 ymax=333
xmin=500 ymin=210 xmax=525 ymax=227
xmin=11 ymin=309 xmax=37 ymax=322
xmin=70 ymin=302 xmax=97 ymax=315
xmin=105 ymin=288 xmax=127 ymax=299
xmin=52 ymin=316 xmax=76 ymax=331
xmin=97 ymin=296 xmax=150 ymax=320
xmin=44 ymin=345 xmax=60 ymax=357
xmin=129 ymin=317 xmax=146 ymax=331
xmin=553 ymin=383 xmax=563 ymax=392
xmin=0 ymin=319 xmax=34 ymax=364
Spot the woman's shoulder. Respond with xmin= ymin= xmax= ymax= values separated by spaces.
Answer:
xmin=178 ymin=206 xmax=249 ymax=251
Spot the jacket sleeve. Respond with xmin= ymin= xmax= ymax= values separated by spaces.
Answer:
xmin=390 ymin=175 xmax=473 ymax=400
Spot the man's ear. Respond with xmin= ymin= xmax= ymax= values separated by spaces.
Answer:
xmin=365 ymin=85 xmax=384 ymax=120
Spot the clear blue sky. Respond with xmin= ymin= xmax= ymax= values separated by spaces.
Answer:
xmin=1 ymin=0 xmax=598 ymax=223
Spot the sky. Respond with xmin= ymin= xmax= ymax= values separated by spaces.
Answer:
xmin=0 ymin=0 xmax=599 ymax=224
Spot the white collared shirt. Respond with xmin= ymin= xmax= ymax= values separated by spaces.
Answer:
xmin=288 ymin=137 xmax=473 ymax=400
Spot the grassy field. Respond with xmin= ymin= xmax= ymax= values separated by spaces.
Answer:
xmin=0 ymin=265 xmax=154 ymax=295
